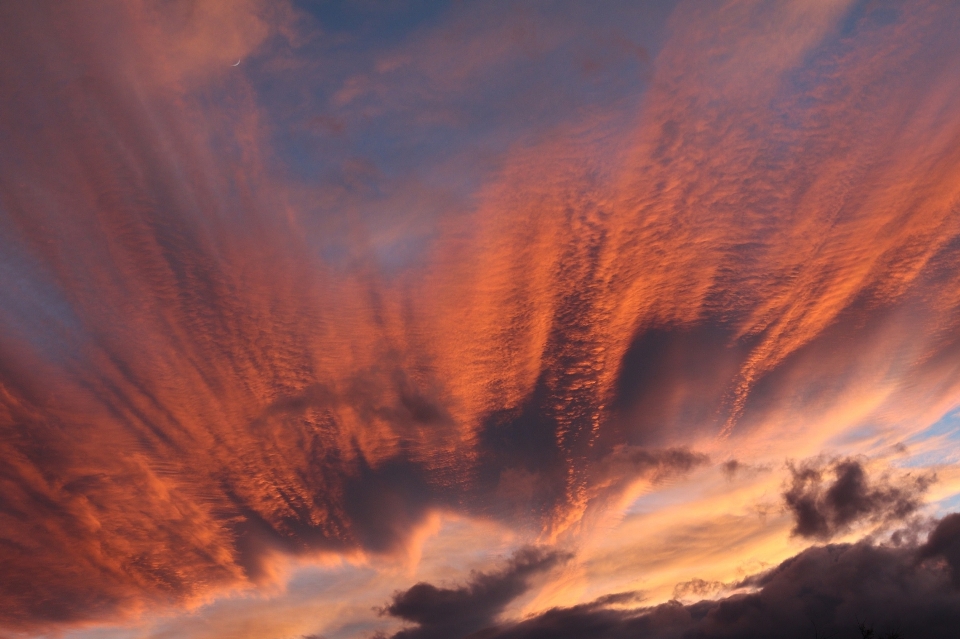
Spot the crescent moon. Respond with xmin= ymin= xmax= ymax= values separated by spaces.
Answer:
xmin=232 ymin=58 xmax=241 ymax=67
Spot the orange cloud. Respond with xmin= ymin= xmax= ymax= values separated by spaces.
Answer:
xmin=2 ymin=0 xmax=960 ymax=635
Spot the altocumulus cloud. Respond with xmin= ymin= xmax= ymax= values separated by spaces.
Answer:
xmin=3 ymin=0 xmax=960 ymax=635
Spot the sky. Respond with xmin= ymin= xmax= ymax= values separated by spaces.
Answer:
xmin=2 ymin=1 xmax=960 ymax=638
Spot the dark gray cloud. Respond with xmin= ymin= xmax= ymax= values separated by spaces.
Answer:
xmin=377 ymin=514 xmax=960 ymax=639
xmin=721 ymin=460 xmax=742 ymax=479
xmin=783 ymin=458 xmax=934 ymax=540
xmin=611 ymin=325 xmax=755 ymax=447
xmin=918 ymin=513 xmax=960 ymax=587
xmin=379 ymin=547 xmax=571 ymax=639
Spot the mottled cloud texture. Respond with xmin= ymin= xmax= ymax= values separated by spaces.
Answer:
xmin=2 ymin=0 xmax=960 ymax=637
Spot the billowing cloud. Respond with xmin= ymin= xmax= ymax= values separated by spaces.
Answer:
xmin=1 ymin=0 xmax=960 ymax=636
xmin=783 ymin=457 xmax=934 ymax=540
xmin=918 ymin=513 xmax=960 ymax=588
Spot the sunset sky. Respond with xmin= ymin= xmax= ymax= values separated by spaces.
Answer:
xmin=3 ymin=1 xmax=960 ymax=638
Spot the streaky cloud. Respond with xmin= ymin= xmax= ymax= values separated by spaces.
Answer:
xmin=2 ymin=0 xmax=960 ymax=634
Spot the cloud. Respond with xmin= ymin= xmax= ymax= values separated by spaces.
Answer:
xmin=379 ymin=547 xmax=571 ymax=639
xmin=672 ymin=578 xmax=725 ymax=601
xmin=783 ymin=458 xmax=934 ymax=540
xmin=919 ymin=513 xmax=960 ymax=587
xmin=3 ymin=0 xmax=960 ymax=634
xmin=0 ymin=2 xmax=707 ymax=613
xmin=388 ymin=513 xmax=960 ymax=639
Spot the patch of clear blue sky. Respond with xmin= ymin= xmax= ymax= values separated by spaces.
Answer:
xmin=297 ymin=0 xmax=451 ymax=41
xmin=0 ymin=229 xmax=86 ymax=363
xmin=900 ymin=409 xmax=960 ymax=469
xmin=896 ymin=407 xmax=960 ymax=517
xmin=251 ymin=1 xmax=673 ymax=186
xmin=936 ymin=492 xmax=960 ymax=517
xmin=241 ymin=1 xmax=676 ymax=275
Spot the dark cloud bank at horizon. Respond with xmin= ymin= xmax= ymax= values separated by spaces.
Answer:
xmin=378 ymin=513 xmax=960 ymax=639
xmin=376 ymin=461 xmax=959 ymax=639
